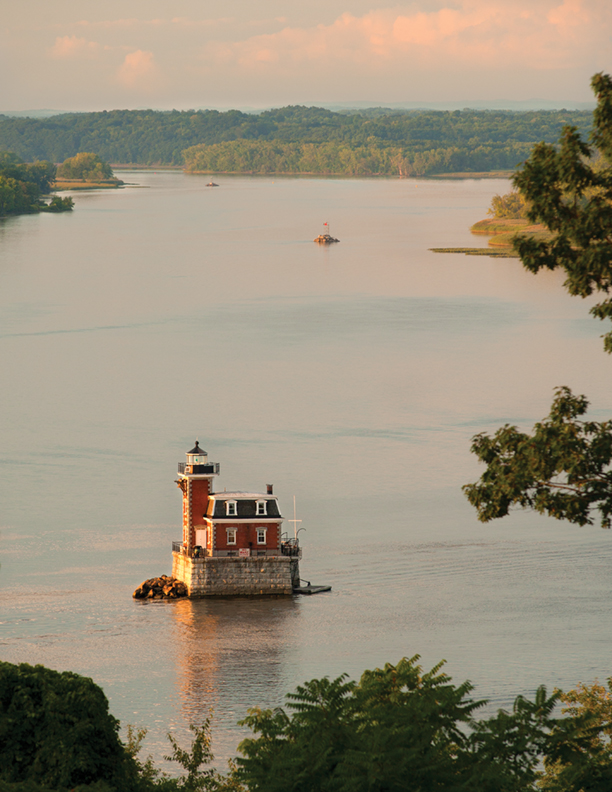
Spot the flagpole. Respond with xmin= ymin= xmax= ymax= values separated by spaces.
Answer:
xmin=288 ymin=495 xmax=302 ymax=540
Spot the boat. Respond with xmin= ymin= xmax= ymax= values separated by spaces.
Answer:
xmin=206 ymin=181 xmax=219 ymax=187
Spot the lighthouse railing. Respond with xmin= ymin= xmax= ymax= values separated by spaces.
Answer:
xmin=177 ymin=462 xmax=220 ymax=475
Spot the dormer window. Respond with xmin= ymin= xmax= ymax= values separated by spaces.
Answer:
xmin=226 ymin=500 xmax=237 ymax=516
xmin=256 ymin=500 xmax=267 ymax=516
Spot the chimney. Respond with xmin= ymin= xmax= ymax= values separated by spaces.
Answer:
xmin=266 ymin=484 xmax=273 ymax=495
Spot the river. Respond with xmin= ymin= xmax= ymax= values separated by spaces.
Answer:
xmin=1 ymin=171 xmax=611 ymax=766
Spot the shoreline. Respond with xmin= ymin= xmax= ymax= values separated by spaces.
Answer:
xmin=432 ymin=217 xmax=548 ymax=258
xmin=182 ymin=169 xmax=514 ymax=179
xmin=108 ymin=165 xmax=514 ymax=179
xmin=52 ymin=179 xmax=124 ymax=190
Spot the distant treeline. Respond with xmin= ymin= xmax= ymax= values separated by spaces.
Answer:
xmin=183 ymin=139 xmax=534 ymax=177
xmin=0 ymin=106 xmax=594 ymax=176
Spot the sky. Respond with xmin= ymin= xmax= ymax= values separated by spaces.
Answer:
xmin=2 ymin=0 xmax=612 ymax=112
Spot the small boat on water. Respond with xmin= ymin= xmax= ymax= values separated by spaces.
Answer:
xmin=206 ymin=181 xmax=219 ymax=187
xmin=314 ymin=222 xmax=339 ymax=244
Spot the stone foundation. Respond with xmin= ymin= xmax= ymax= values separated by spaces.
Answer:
xmin=172 ymin=552 xmax=299 ymax=597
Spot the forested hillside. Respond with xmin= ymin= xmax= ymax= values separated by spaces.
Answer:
xmin=182 ymin=138 xmax=534 ymax=177
xmin=0 ymin=106 xmax=593 ymax=175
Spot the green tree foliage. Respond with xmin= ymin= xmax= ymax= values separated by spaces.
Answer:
xmin=56 ymin=152 xmax=114 ymax=182
xmin=164 ymin=719 xmax=218 ymax=792
xmin=0 ymin=662 xmax=139 ymax=791
xmin=182 ymin=138 xmax=530 ymax=177
xmin=0 ymin=151 xmax=55 ymax=193
xmin=0 ymin=107 xmax=593 ymax=172
xmin=41 ymin=196 xmax=74 ymax=213
xmin=466 ymin=685 xmax=563 ymax=792
xmin=513 ymin=73 xmax=612 ymax=352
xmin=463 ymin=387 xmax=612 ymax=528
xmin=4 ymin=659 xmax=612 ymax=792
xmin=236 ymin=656 xmax=612 ymax=792
xmin=0 ymin=152 xmax=56 ymax=215
xmin=126 ymin=720 xmax=243 ymax=792
xmin=464 ymin=75 xmax=612 ymax=531
xmin=488 ymin=190 xmax=529 ymax=219
xmin=237 ymin=656 xmax=481 ymax=792
xmin=540 ymin=679 xmax=612 ymax=792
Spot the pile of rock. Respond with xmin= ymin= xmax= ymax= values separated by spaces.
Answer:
xmin=133 ymin=575 xmax=188 ymax=599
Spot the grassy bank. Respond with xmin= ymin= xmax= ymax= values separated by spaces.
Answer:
xmin=52 ymin=179 xmax=124 ymax=190
xmin=431 ymin=216 xmax=551 ymax=258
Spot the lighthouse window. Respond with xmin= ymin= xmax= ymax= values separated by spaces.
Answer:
xmin=227 ymin=528 xmax=237 ymax=545
xmin=257 ymin=529 xmax=267 ymax=545
xmin=226 ymin=501 xmax=237 ymax=516
xmin=256 ymin=500 xmax=267 ymax=516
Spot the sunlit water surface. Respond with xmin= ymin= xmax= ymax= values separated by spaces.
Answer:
xmin=1 ymin=172 xmax=612 ymax=766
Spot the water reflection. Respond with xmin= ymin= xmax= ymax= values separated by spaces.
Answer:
xmin=171 ymin=597 xmax=299 ymax=728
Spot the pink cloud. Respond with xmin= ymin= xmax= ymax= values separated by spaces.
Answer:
xmin=50 ymin=35 xmax=100 ymax=59
xmin=548 ymin=0 xmax=593 ymax=30
xmin=116 ymin=49 xmax=160 ymax=90
xmin=201 ymin=0 xmax=612 ymax=73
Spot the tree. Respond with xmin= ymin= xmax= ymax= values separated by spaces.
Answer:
xmin=464 ymin=75 xmax=612 ymax=528
xmin=164 ymin=718 xmax=219 ymax=792
xmin=42 ymin=196 xmax=74 ymax=212
xmin=237 ymin=656 xmax=484 ymax=792
xmin=466 ymin=685 xmax=561 ymax=792
xmin=0 ymin=662 xmax=139 ymax=791
xmin=0 ymin=152 xmax=56 ymax=216
xmin=56 ymin=152 xmax=114 ymax=182
xmin=235 ymin=655 xmax=612 ymax=792
xmin=539 ymin=678 xmax=612 ymax=792
xmin=487 ymin=190 xmax=529 ymax=219
xmin=512 ymin=72 xmax=612 ymax=353
xmin=463 ymin=387 xmax=612 ymax=528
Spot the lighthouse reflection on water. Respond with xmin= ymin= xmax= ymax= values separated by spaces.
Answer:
xmin=170 ymin=596 xmax=299 ymax=744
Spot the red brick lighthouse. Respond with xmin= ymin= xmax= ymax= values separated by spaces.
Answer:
xmin=172 ymin=441 xmax=301 ymax=596
xmin=175 ymin=441 xmax=220 ymax=553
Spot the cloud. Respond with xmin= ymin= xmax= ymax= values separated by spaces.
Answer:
xmin=201 ymin=0 xmax=612 ymax=74
xmin=50 ymin=35 xmax=100 ymax=59
xmin=116 ymin=49 xmax=160 ymax=90
xmin=548 ymin=0 xmax=593 ymax=31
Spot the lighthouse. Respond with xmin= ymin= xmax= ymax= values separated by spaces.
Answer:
xmin=175 ymin=440 xmax=219 ymax=554
xmin=172 ymin=441 xmax=301 ymax=596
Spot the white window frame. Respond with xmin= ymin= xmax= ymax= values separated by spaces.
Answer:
xmin=257 ymin=528 xmax=267 ymax=545
xmin=256 ymin=500 xmax=267 ymax=516
xmin=226 ymin=500 xmax=237 ymax=516
xmin=227 ymin=528 xmax=237 ymax=545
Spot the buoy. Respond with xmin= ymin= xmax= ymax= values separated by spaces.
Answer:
xmin=314 ymin=222 xmax=339 ymax=244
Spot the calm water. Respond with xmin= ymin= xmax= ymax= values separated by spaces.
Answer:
xmin=1 ymin=172 xmax=612 ymax=766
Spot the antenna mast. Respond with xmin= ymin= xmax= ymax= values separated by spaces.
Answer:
xmin=287 ymin=495 xmax=302 ymax=540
